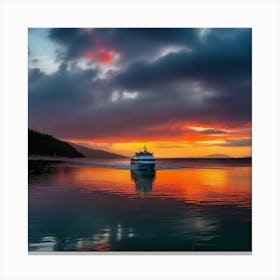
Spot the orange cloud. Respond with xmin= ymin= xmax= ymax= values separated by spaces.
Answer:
xmin=186 ymin=121 xmax=252 ymax=130
xmin=64 ymin=122 xmax=251 ymax=144
xmin=84 ymin=48 xmax=114 ymax=64
xmin=63 ymin=121 xmax=251 ymax=158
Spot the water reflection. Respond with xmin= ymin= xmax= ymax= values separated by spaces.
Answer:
xmin=28 ymin=158 xmax=252 ymax=251
xmin=131 ymin=169 xmax=156 ymax=195
xmin=29 ymin=235 xmax=57 ymax=252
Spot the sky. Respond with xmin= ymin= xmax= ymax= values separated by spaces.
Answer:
xmin=28 ymin=28 xmax=252 ymax=158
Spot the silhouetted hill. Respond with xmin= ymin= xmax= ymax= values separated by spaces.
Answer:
xmin=70 ymin=143 xmax=127 ymax=159
xmin=204 ymin=154 xmax=232 ymax=158
xmin=29 ymin=129 xmax=84 ymax=158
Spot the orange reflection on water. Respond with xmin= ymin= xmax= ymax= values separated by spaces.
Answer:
xmin=56 ymin=166 xmax=251 ymax=206
xmin=152 ymin=167 xmax=251 ymax=206
xmin=71 ymin=167 xmax=136 ymax=194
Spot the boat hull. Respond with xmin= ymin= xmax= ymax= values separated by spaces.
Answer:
xmin=130 ymin=162 xmax=155 ymax=170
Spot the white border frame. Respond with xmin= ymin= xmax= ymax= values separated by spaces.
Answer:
xmin=1 ymin=0 xmax=279 ymax=279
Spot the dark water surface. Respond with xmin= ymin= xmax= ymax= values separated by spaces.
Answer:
xmin=28 ymin=158 xmax=251 ymax=252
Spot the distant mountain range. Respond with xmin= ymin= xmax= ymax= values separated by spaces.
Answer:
xmin=204 ymin=154 xmax=232 ymax=158
xmin=70 ymin=143 xmax=127 ymax=159
xmin=28 ymin=129 xmax=126 ymax=159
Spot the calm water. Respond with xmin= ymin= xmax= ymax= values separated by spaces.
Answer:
xmin=28 ymin=158 xmax=251 ymax=252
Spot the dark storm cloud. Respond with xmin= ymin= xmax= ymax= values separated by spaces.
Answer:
xmin=49 ymin=28 xmax=93 ymax=61
xmin=29 ymin=28 xmax=251 ymax=140
xmin=49 ymin=28 xmax=81 ymax=43
xmin=112 ymin=29 xmax=251 ymax=90
xmin=49 ymin=28 xmax=199 ymax=63
xmin=29 ymin=64 xmax=101 ymax=124
xmin=29 ymin=63 xmax=99 ymax=104
xmin=108 ymin=28 xmax=251 ymax=127
xmin=200 ymin=129 xmax=228 ymax=134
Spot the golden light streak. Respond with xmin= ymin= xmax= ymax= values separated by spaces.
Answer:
xmin=64 ymin=123 xmax=252 ymax=158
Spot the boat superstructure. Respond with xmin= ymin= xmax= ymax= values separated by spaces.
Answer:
xmin=130 ymin=146 xmax=156 ymax=170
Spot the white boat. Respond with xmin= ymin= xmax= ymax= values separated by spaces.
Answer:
xmin=130 ymin=146 xmax=156 ymax=170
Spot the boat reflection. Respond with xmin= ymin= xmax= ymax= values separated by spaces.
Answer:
xmin=130 ymin=169 xmax=156 ymax=195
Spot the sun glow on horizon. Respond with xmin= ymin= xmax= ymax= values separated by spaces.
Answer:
xmin=63 ymin=122 xmax=251 ymax=158
xmin=64 ymin=138 xmax=252 ymax=158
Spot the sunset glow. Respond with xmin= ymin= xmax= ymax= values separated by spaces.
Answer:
xmin=65 ymin=138 xmax=251 ymax=158
xmin=28 ymin=28 xmax=252 ymax=254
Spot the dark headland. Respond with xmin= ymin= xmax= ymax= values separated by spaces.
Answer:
xmin=28 ymin=129 xmax=126 ymax=159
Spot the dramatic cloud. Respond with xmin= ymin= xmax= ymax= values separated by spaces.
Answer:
xmin=28 ymin=28 xmax=252 ymax=152
xmin=48 ymin=28 xmax=199 ymax=64
xmin=200 ymin=129 xmax=228 ymax=135
xmin=220 ymin=138 xmax=252 ymax=147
